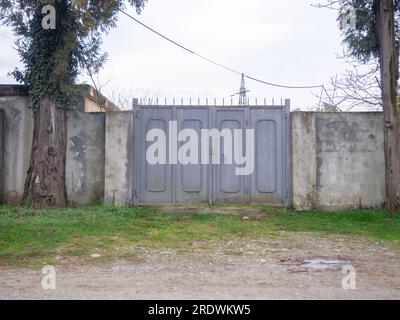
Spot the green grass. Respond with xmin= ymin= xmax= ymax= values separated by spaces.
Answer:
xmin=263 ymin=209 xmax=400 ymax=241
xmin=0 ymin=205 xmax=399 ymax=267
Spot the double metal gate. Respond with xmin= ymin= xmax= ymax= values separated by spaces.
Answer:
xmin=133 ymin=100 xmax=291 ymax=206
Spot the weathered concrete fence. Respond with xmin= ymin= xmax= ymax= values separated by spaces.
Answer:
xmin=0 ymin=85 xmax=113 ymax=204
xmin=292 ymin=112 xmax=385 ymax=210
xmin=0 ymin=85 xmax=387 ymax=210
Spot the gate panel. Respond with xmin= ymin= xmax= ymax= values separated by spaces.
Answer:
xmin=134 ymin=102 xmax=290 ymax=206
xmin=249 ymin=108 xmax=284 ymax=204
xmin=175 ymin=107 xmax=210 ymax=203
xmin=213 ymin=109 xmax=247 ymax=204
xmin=138 ymin=107 xmax=173 ymax=204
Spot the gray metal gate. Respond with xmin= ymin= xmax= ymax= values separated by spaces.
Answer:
xmin=133 ymin=100 xmax=291 ymax=206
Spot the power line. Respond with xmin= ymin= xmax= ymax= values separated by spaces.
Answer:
xmin=118 ymin=9 xmax=242 ymax=76
xmin=246 ymin=75 xmax=323 ymax=89
xmin=119 ymin=8 xmax=324 ymax=90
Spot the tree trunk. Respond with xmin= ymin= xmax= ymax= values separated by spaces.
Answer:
xmin=376 ymin=0 xmax=400 ymax=212
xmin=22 ymin=98 xmax=68 ymax=208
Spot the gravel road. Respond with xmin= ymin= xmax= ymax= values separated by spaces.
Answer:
xmin=1 ymin=232 xmax=400 ymax=299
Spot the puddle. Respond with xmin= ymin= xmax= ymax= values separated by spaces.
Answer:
xmin=301 ymin=258 xmax=349 ymax=270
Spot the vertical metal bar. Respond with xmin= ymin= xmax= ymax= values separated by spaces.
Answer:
xmin=172 ymin=104 xmax=177 ymax=203
xmin=245 ymin=105 xmax=251 ymax=204
xmin=209 ymin=105 xmax=214 ymax=206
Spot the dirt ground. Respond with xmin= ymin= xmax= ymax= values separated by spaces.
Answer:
xmin=1 ymin=232 xmax=400 ymax=300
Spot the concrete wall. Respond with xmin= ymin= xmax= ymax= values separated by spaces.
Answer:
xmin=0 ymin=96 xmax=33 ymax=203
xmin=0 ymin=94 xmax=106 ymax=205
xmin=104 ymin=111 xmax=134 ymax=205
xmin=66 ymin=111 xmax=105 ymax=204
xmin=292 ymin=112 xmax=386 ymax=211
xmin=0 ymin=89 xmax=388 ymax=211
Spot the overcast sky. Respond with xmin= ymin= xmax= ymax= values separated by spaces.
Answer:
xmin=0 ymin=0 xmax=348 ymax=109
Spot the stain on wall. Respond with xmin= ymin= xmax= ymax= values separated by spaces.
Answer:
xmin=66 ymin=111 xmax=105 ymax=204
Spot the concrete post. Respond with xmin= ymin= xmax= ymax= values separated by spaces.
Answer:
xmin=291 ymin=112 xmax=318 ymax=210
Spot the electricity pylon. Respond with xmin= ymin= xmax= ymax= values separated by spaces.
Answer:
xmin=231 ymin=73 xmax=250 ymax=105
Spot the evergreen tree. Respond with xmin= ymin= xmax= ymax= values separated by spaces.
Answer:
xmin=329 ymin=0 xmax=400 ymax=212
xmin=0 ymin=0 xmax=147 ymax=207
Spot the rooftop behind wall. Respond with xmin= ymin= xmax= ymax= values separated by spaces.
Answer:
xmin=0 ymin=85 xmax=28 ymax=97
xmin=0 ymin=84 xmax=120 ymax=112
